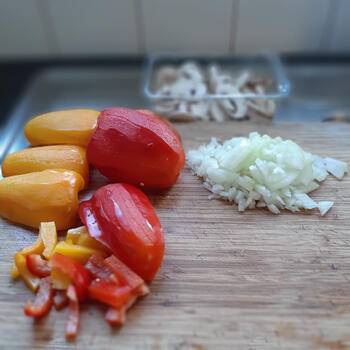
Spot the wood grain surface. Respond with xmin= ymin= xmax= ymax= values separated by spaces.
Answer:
xmin=1 ymin=122 xmax=350 ymax=350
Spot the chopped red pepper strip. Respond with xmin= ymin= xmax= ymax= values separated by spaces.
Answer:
xmin=53 ymin=290 xmax=69 ymax=311
xmin=105 ymin=294 xmax=138 ymax=326
xmin=26 ymin=254 xmax=51 ymax=278
xmin=66 ymin=285 xmax=80 ymax=338
xmin=104 ymin=255 xmax=144 ymax=293
xmin=85 ymin=253 xmax=115 ymax=282
xmin=24 ymin=276 xmax=54 ymax=317
xmin=88 ymin=279 xmax=131 ymax=308
xmin=48 ymin=253 xmax=91 ymax=302
xmin=105 ymin=306 xmax=126 ymax=326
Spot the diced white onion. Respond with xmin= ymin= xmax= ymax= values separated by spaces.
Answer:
xmin=187 ymin=132 xmax=348 ymax=215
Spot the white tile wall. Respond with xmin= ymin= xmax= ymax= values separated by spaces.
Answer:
xmin=0 ymin=0 xmax=50 ymax=57
xmin=141 ymin=0 xmax=234 ymax=54
xmin=0 ymin=0 xmax=348 ymax=58
xmin=47 ymin=0 xmax=139 ymax=55
xmin=235 ymin=0 xmax=331 ymax=53
xmin=330 ymin=0 xmax=350 ymax=51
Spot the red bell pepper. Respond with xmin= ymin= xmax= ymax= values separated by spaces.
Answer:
xmin=104 ymin=255 xmax=147 ymax=295
xmin=26 ymin=254 xmax=51 ymax=278
xmin=66 ymin=285 xmax=80 ymax=338
xmin=85 ymin=253 xmax=116 ymax=283
xmin=136 ymin=109 xmax=182 ymax=141
xmin=48 ymin=253 xmax=91 ymax=302
xmin=79 ymin=183 xmax=165 ymax=282
xmin=24 ymin=276 xmax=54 ymax=317
xmin=105 ymin=306 xmax=127 ymax=326
xmin=86 ymin=107 xmax=185 ymax=188
xmin=53 ymin=290 xmax=69 ymax=311
xmin=88 ymin=279 xmax=131 ymax=308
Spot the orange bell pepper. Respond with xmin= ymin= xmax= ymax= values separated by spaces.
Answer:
xmin=24 ymin=109 xmax=99 ymax=147
xmin=41 ymin=222 xmax=57 ymax=259
xmin=14 ymin=253 xmax=40 ymax=292
xmin=0 ymin=169 xmax=84 ymax=230
xmin=2 ymin=145 xmax=89 ymax=188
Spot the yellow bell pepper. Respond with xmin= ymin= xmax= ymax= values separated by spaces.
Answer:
xmin=10 ymin=232 xmax=45 ymax=278
xmin=51 ymin=268 xmax=71 ymax=290
xmin=24 ymin=109 xmax=100 ymax=147
xmin=41 ymin=222 xmax=57 ymax=259
xmin=2 ymin=145 xmax=89 ymax=188
xmin=21 ymin=233 xmax=44 ymax=255
xmin=0 ymin=169 xmax=84 ymax=230
xmin=53 ymin=241 xmax=107 ymax=264
xmin=10 ymin=264 xmax=20 ymax=279
xmin=14 ymin=253 xmax=40 ymax=292
xmin=66 ymin=226 xmax=109 ymax=252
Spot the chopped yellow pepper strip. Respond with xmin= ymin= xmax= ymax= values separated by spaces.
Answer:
xmin=41 ymin=222 xmax=57 ymax=259
xmin=14 ymin=253 xmax=40 ymax=292
xmin=51 ymin=268 xmax=71 ymax=290
xmin=54 ymin=241 xmax=107 ymax=264
xmin=10 ymin=264 xmax=20 ymax=279
xmin=21 ymin=233 xmax=44 ymax=255
xmin=66 ymin=226 xmax=109 ymax=252
xmin=10 ymin=232 xmax=44 ymax=279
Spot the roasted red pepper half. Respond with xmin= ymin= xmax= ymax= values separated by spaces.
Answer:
xmin=79 ymin=183 xmax=165 ymax=282
xmin=26 ymin=254 xmax=51 ymax=278
xmin=48 ymin=253 xmax=91 ymax=302
xmin=24 ymin=276 xmax=54 ymax=317
xmin=88 ymin=280 xmax=131 ymax=308
xmin=66 ymin=285 xmax=80 ymax=338
xmin=86 ymin=107 xmax=185 ymax=188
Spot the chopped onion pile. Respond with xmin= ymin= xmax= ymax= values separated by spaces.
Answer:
xmin=187 ymin=132 xmax=348 ymax=215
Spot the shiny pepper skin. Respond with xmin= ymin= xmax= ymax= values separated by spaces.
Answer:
xmin=2 ymin=145 xmax=89 ymax=188
xmin=0 ymin=169 xmax=84 ymax=230
xmin=25 ymin=109 xmax=100 ymax=147
xmin=86 ymin=107 xmax=185 ymax=188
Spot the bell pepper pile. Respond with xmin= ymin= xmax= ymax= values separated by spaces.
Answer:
xmin=2 ymin=107 xmax=184 ymax=338
xmin=13 ymin=220 xmax=151 ymax=337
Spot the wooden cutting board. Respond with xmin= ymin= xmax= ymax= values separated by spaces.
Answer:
xmin=1 ymin=121 xmax=350 ymax=350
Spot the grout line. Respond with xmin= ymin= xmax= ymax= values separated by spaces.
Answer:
xmin=134 ymin=0 xmax=146 ymax=54
xmin=319 ymin=0 xmax=340 ymax=51
xmin=229 ymin=0 xmax=240 ymax=54
xmin=36 ymin=0 xmax=60 ymax=56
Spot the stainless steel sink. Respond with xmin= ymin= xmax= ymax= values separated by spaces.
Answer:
xmin=1 ymin=59 xmax=350 ymax=177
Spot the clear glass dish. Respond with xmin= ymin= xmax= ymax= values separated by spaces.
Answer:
xmin=143 ymin=53 xmax=290 ymax=101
